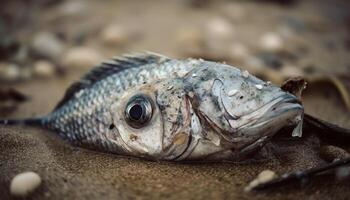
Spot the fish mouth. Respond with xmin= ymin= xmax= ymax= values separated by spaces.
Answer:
xmin=258 ymin=94 xmax=302 ymax=121
xmin=234 ymin=93 xmax=303 ymax=138
xmin=227 ymin=93 xmax=304 ymax=151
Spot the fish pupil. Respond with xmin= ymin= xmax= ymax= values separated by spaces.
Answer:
xmin=129 ymin=104 xmax=143 ymax=121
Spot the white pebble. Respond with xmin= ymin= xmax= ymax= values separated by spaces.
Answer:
xmin=100 ymin=25 xmax=128 ymax=46
xmin=206 ymin=17 xmax=234 ymax=40
xmin=0 ymin=63 xmax=21 ymax=81
xmin=33 ymin=60 xmax=55 ymax=78
xmin=255 ymin=84 xmax=263 ymax=90
xmin=242 ymin=70 xmax=249 ymax=78
xmin=63 ymin=47 xmax=103 ymax=69
xmin=229 ymin=43 xmax=249 ymax=60
xmin=244 ymin=170 xmax=277 ymax=192
xmin=32 ymin=32 xmax=65 ymax=60
xmin=260 ymin=32 xmax=283 ymax=52
xmin=10 ymin=172 xmax=42 ymax=197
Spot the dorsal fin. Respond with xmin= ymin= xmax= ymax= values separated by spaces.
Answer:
xmin=53 ymin=52 xmax=169 ymax=111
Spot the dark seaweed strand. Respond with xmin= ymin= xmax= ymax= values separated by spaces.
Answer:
xmin=252 ymin=157 xmax=350 ymax=190
xmin=304 ymin=113 xmax=350 ymax=145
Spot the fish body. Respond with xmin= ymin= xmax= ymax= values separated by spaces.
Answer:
xmin=0 ymin=53 xmax=304 ymax=161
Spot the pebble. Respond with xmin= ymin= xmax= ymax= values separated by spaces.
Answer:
xmin=62 ymin=47 xmax=103 ymax=69
xmin=0 ymin=63 xmax=22 ymax=82
xmin=206 ymin=17 xmax=234 ymax=41
xmin=33 ymin=60 xmax=56 ymax=78
xmin=10 ymin=172 xmax=42 ymax=197
xmin=260 ymin=32 xmax=283 ymax=52
xmin=100 ymin=25 xmax=129 ymax=47
xmin=32 ymin=32 xmax=65 ymax=60
xmin=244 ymin=170 xmax=277 ymax=192
xmin=229 ymin=43 xmax=249 ymax=60
xmin=59 ymin=0 xmax=87 ymax=17
xmin=204 ymin=18 xmax=235 ymax=58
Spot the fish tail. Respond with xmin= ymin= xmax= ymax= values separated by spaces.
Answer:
xmin=0 ymin=118 xmax=44 ymax=126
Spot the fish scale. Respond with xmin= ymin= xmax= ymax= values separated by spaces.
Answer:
xmin=43 ymin=54 xmax=194 ymax=151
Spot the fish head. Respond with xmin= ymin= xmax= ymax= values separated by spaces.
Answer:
xmin=177 ymin=60 xmax=304 ymax=159
xmin=113 ymin=59 xmax=303 ymax=161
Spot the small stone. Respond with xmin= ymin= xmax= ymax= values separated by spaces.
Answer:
xmin=33 ymin=60 xmax=56 ymax=78
xmin=100 ymin=25 xmax=128 ymax=47
xmin=260 ymin=32 xmax=283 ymax=52
xmin=229 ymin=43 xmax=249 ymax=60
xmin=10 ymin=172 xmax=42 ymax=197
xmin=32 ymin=32 xmax=65 ymax=60
xmin=245 ymin=170 xmax=277 ymax=192
xmin=62 ymin=47 xmax=103 ymax=69
xmin=206 ymin=17 xmax=234 ymax=40
xmin=59 ymin=0 xmax=87 ymax=17
xmin=0 ymin=63 xmax=21 ymax=82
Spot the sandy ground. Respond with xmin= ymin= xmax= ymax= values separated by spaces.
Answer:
xmin=1 ymin=0 xmax=350 ymax=199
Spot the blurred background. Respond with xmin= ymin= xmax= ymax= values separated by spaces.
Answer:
xmin=1 ymin=0 xmax=350 ymax=199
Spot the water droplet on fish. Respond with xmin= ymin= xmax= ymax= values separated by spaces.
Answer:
xmin=242 ymin=70 xmax=249 ymax=78
xmin=227 ymin=89 xmax=238 ymax=96
xmin=255 ymin=84 xmax=263 ymax=90
xmin=167 ymin=85 xmax=174 ymax=90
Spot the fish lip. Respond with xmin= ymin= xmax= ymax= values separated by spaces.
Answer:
xmin=234 ymin=93 xmax=303 ymax=131
xmin=229 ymin=93 xmax=303 ymax=150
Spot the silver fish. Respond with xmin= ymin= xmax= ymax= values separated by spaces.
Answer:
xmin=0 ymin=53 xmax=304 ymax=161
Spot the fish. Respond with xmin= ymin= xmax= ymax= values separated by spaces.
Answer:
xmin=0 ymin=52 xmax=304 ymax=161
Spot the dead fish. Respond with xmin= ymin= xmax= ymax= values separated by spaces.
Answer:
xmin=0 ymin=52 xmax=304 ymax=161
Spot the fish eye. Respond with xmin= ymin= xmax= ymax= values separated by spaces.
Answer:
xmin=125 ymin=94 xmax=153 ymax=129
